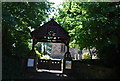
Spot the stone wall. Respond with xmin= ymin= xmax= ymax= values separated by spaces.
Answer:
xmin=71 ymin=60 xmax=116 ymax=79
xmin=51 ymin=43 xmax=65 ymax=59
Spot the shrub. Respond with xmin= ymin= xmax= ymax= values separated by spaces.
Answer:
xmin=40 ymin=55 xmax=51 ymax=59
xmin=35 ymin=50 xmax=42 ymax=58
xmin=82 ymin=53 xmax=91 ymax=59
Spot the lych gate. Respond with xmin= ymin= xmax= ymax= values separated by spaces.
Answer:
xmin=27 ymin=19 xmax=72 ymax=73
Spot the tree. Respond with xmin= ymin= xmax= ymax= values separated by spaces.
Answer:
xmin=82 ymin=53 xmax=91 ymax=59
xmin=35 ymin=42 xmax=52 ymax=56
xmin=2 ymin=2 xmax=53 ymax=57
xmin=55 ymin=2 xmax=120 ymax=65
xmin=2 ymin=2 xmax=54 ymax=79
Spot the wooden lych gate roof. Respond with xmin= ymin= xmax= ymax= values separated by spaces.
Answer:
xmin=30 ymin=19 xmax=71 ymax=44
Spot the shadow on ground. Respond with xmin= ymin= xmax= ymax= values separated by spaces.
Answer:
xmin=24 ymin=71 xmax=75 ymax=80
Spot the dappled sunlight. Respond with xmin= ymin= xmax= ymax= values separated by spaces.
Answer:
xmin=37 ymin=69 xmax=63 ymax=74
xmin=40 ymin=55 xmax=51 ymax=59
xmin=2 ymin=2 xmax=120 ymax=80
xmin=24 ymin=69 xmax=70 ymax=79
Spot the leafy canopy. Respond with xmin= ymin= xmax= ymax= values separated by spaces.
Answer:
xmin=2 ymin=2 xmax=53 ymax=57
xmin=55 ymin=2 xmax=120 ymax=63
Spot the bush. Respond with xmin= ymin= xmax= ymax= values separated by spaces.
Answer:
xmin=35 ymin=50 xmax=42 ymax=58
xmin=82 ymin=53 xmax=91 ymax=59
xmin=40 ymin=55 xmax=51 ymax=59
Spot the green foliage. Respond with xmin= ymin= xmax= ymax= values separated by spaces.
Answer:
xmin=82 ymin=53 xmax=91 ymax=59
xmin=35 ymin=42 xmax=52 ymax=56
xmin=2 ymin=2 xmax=52 ymax=57
xmin=55 ymin=2 xmax=120 ymax=64
xmin=35 ymin=50 xmax=42 ymax=58
xmin=41 ymin=55 xmax=51 ymax=59
xmin=2 ymin=2 xmax=53 ymax=79
xmin=35 ymin=42 xmax=42 ymax=54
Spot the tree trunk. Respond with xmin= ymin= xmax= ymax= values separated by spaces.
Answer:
xmin=88 ymin=48 xmax=92 ymax=59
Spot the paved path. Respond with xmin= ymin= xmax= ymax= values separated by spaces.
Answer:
xmin=24 ymin=70 xmax=75 ymax=79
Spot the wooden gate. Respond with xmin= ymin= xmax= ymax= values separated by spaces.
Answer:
xmin=37 ymin=59 xmax=62 ymax=70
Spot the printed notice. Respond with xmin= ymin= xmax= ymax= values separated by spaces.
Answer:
xmin=65 ymin=61 xmax=72 ymax=69
xmin=27 ymin=59 xmax=34 ymax=67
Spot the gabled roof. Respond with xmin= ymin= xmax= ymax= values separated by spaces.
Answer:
xmin=30 ymin=19 xmax=71 ymax=43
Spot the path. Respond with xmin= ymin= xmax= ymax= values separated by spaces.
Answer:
xmin=24 ymin=70 xmax=75 ymax=79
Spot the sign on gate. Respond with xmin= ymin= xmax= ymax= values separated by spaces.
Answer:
xmin=37 ymin=59 xmax=62 ymax=70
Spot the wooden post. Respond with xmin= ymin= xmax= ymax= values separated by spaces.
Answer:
xmin=27 ymin=38 xmax=37 ymax=72
xmin=63 ymin=42 xmax=72 ymax=75
xmin=64 ymin=42 xmax=72 ymax=60
xmin=32 ymin=39 xmax=37 ymax=51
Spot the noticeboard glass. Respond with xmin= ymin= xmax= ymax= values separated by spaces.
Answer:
xmin=65 ymin=61 xmax=72 ymax=69
xmin=27 ymin=58 xmax=34 ymax=67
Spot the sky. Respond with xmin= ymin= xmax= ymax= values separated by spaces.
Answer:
xmin=48 ymin=0 xmax=63 ymax=18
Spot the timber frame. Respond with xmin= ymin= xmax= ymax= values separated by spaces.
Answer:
xmin=30 ymin=19 xmax=72 ymax=60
